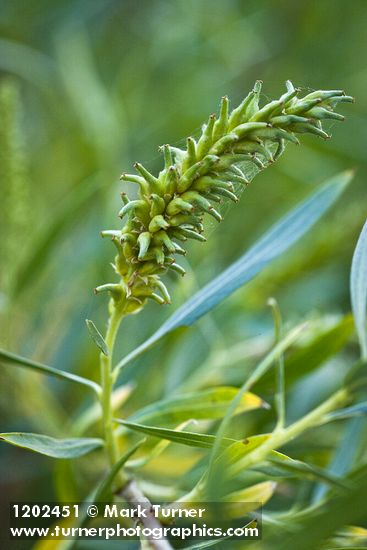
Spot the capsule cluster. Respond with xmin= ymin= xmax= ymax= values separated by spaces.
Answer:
xmin=98 ymin=81 xmax=352 ymax=313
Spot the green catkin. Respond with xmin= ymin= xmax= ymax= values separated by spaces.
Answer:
xmin=100 ymin=81 xmax=352 ymax=314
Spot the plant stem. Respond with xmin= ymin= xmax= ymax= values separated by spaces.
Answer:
xmin=100 ymin=303 xmax=125 ymax=475
xmin=268 ymin=298 xmax=286 ymax=430
xmin=121 ymin=480 xmax=173 ymax=550
xmin=100 ymin=304 xmax=174 ymax=549
xmin=228 ymin=388 xmax=349 ymax=477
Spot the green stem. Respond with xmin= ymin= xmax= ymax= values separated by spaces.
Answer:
xmin=268 ymin=298 xmax=286 ymax=430
xmin=100 ymin=303 xmax=125 ymax=479
xmin=228 ymin=388 xmax=349 ymax=477
xmin=185 ymin=388 xmax=349 ymax=502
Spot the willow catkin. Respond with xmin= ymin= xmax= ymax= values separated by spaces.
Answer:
xmin=99 ymin=81 xmax=352 ymax=314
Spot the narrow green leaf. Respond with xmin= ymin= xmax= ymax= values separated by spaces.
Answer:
xmin=322 ymin=402 xmax=367 ymax=422
xmin=214 ymin=435 xmax=346 ymax=490
xmin=268 ymin=298 xmax=285 ymax=429
xmin=0 ymin=433 xmax=103 ymax=458
xmin=129 ymin=387 xmax=266 ymax=425
xmin=267 ymin=454 xmax=349 ymax=489
xmin=127 ymin=420 xmax=195 ymax=469
xmin=312 ymin=417 xmax=364 ymax=505
xmin=351 ymin=219 xmax=367 ymax=359
xmin=115 ymin=171 xmax=352 ymax=375
xmin=116 ymin=419 xmax=235 ymax=449
xmin=225 ymin=481 xmax=277 ymax=513
xmin=219 ymin=435 xmax=271 ymax=469
xmin=0 ymin=348 xmax=101 ymax=394
xmin=267 ymin=463 xmax=367 ymax=550
xmin=86 ymin=319 xmax=109 ymax=356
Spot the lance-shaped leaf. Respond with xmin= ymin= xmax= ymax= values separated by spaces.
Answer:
xmin=224 ymin=481 xmax=277 ymax=516
xmin=128 ymin=386 xmax=266 ymax=426
xmin=114 ymin=171 xmax=353 ymax=375
xmin=0 ymin=433 xmax=103 ymax=458
xmin=264 ymin=454 xmax=349 ymax=489
xmin=86 ymin=319 xmax=109 ymax=356
xmin=350 ymin=218 xmax=367 ymax=359
xmin=116 ymin=419 xmax=236 ymax=449
xmin=0 ymin=348 xmax=101 ymax=394
xmin=321 ymin=401 xmax=367 ymax=423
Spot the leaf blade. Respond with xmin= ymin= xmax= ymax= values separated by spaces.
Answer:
xmin=115 ymin=419 xmax=235 ymax=449
xmin=129 ymin=386 xmax=266 ymax=426
xmin=350 ymin=218 xmax=367 ymax=359
xmin=0 ymin=348 xmax=101 ymax=394
xmin=0 ymin=433 xmax=103 ymax=458
xmin=86 ymin=319 xmax=109 ymax=356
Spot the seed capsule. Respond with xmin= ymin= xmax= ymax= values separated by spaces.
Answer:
xmin=161 ymin=144 xmax=173 ymax=168
xmin=118 ymin=200 xmax=147 ymax=219
xmin=149 ymin=214 xmax=169 ymax=232
xmin=134 ymin=162 xmax=161 ymax=193
xmin=120 ymin=173 xmax=150 ymax=195
xmin=244 ymin=80 xmax=262 ymax=120
xmin=172 ymin=227 xmax=206 ymax=242
xmin=149 ymin=292 xmax=165 ymax=304
xmin=212 ymin=96 xmax=229 ymax=141
xmin=250 ymin=98 xmax=284 ymax=122
xmin=154 ymin=280 xmax=171 ymax=303
xmin=211 ymin=186 xmax=239 ymax=202
xmin=305 ymin=107 xmax=345 ymax=121
xmin=177 ymin=155 xmax=220 ymax=193
xmin=150 ymin=194 xmax=166 ymax=217
xmin=166 ymin=261 xmax=186 ymax=276
xmin=290 ymin=122 xmax=330 ymax=139
xmin=168 ymin=213 xmax=203 ymax=228
xmin=197 ymin=114 xmax=216 ymax=158
xmin=233 ymin=121 xmax=269 ymax=139
xmin=287 ymin=97 xmax=322 ymax=115
xmin=165 ymin=166 xmax=179 ymax=195
xmin=166 ymin=197 xmax=194 ymax=216
xmin=303 ymin=89 xmax=345 ymax=101
xmin=209 ymin=133 xmax=239 ymax=155
xmin=271 ymin=115 xmax=309 ymax=126
xmin=182 ymin=137 xmax=197 ymax=171
xmin=228 ymin=90 xmax=255 ymax=129
xmin=137 ymin=232 xmax=151 ymax=260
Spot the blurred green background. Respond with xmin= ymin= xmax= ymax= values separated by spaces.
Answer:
xmin=0 ymin=0 xmax=366 ymax=548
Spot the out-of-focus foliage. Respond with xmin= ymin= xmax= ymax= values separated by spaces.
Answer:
xmin=0 ymin=1 xmax=366 ymax=549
